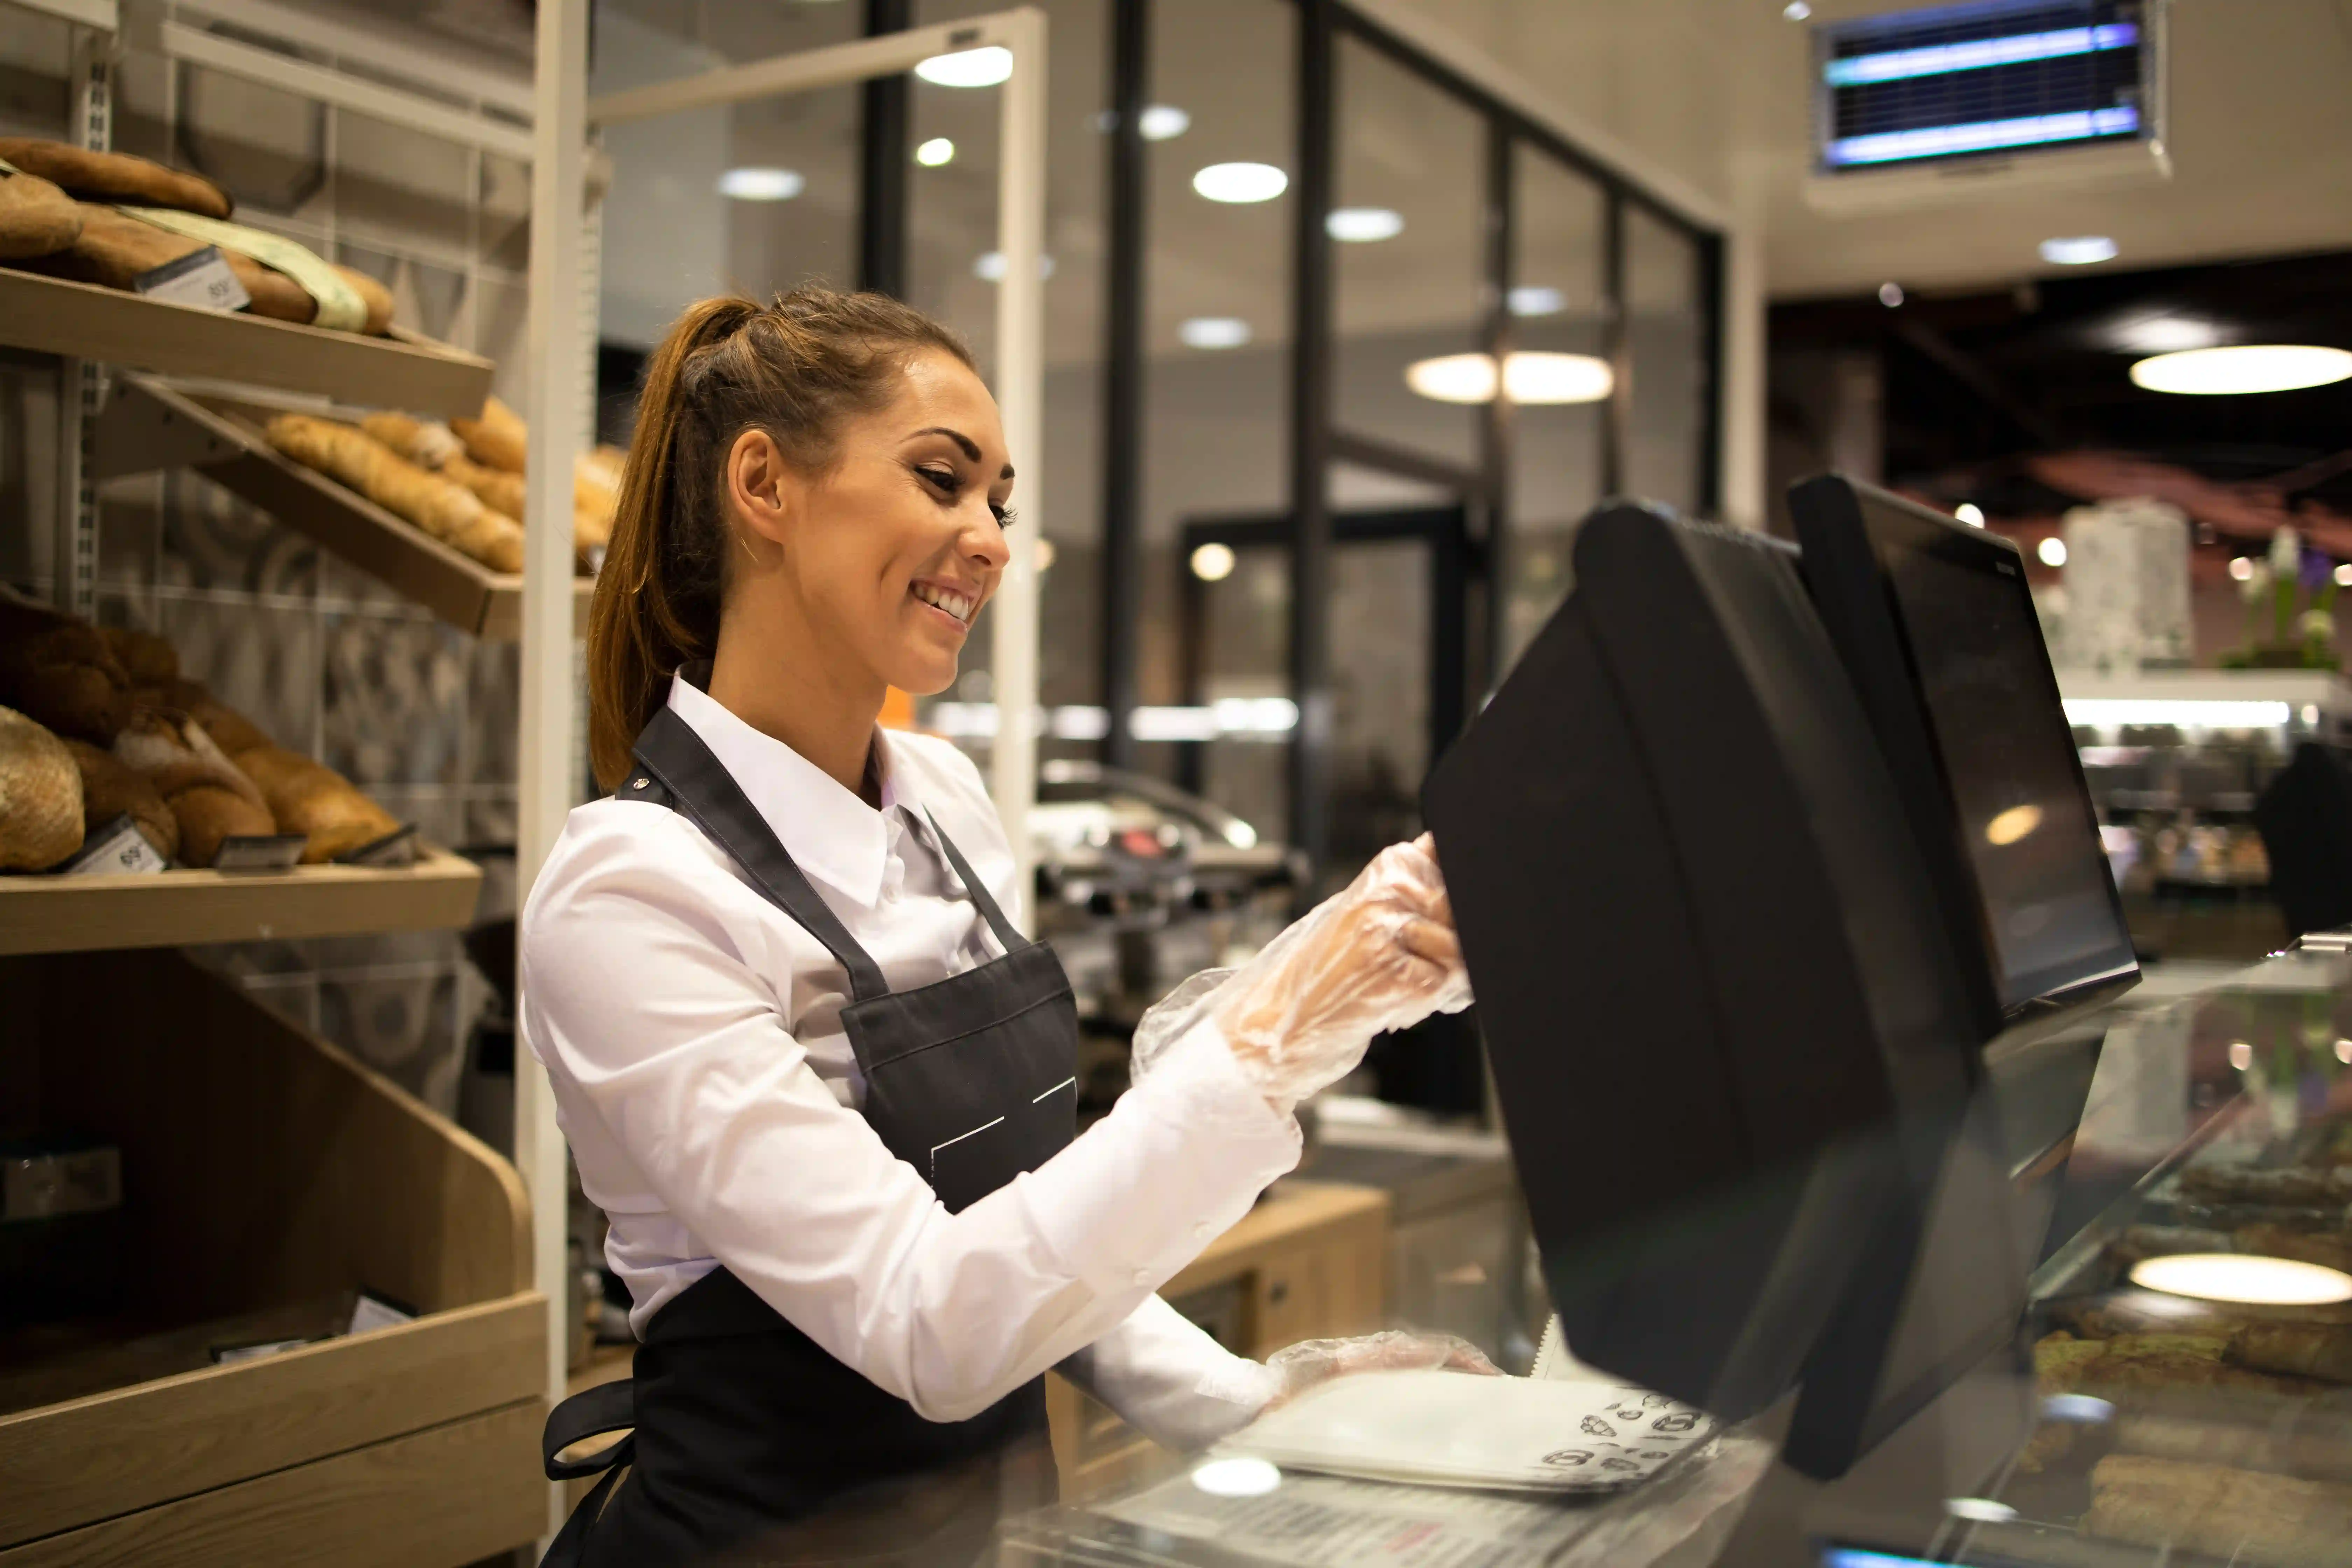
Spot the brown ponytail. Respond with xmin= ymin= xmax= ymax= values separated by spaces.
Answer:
xmin=586 ymin=285 xmax=974 ymax=791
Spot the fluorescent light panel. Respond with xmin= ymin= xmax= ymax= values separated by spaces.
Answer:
xmin=1823 ymin=23 xmax=2136 ymax=86
xmin=2062 ymin=699 xmax=2294 ymax=730
xmin=1825 ymin=106 xmax=2138 ymax=167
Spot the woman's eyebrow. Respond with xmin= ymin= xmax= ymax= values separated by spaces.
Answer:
xmin=911 ymin=426 xmax=1016 ymax=481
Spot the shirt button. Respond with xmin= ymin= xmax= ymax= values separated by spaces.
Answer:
xmin=1131 ymin=1268 xmax=1152 ymax=1287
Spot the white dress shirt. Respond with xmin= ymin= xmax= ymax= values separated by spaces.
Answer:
xmin=520 ymin=675 xmax=1296 ymax=1448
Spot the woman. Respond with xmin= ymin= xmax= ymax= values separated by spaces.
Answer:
xmin=523 ymin=287 xmax=1484 ymax=1567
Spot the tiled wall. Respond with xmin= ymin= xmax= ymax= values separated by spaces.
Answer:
xmin=0 ymin=12 xmax=532 ymax=1116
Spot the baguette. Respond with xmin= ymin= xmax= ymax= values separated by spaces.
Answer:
xmin=450 ymin=394 xmax=527 ymax=473
xmin=443 ymin=449 xmax=527 ymax=518
xmin=231 ymin=743 xmax=399 ymax=864
xmin=0 ymin=137 xmax=231 ymax=218
xmin=2118 ymin=1407 xmax=2352 ymax=1484
xmin=0 ymin=168 xmax=80 ymax=260
xmin=0 ymin=704 xmax=83 ymax=870
xmin=132 ymin=678 xmax=273 ymax=757
xmin=2183 ymin=1164 xmax=2352 ymax=1210
xmin=44 ymin=204 xmax=313 ymax=322
xmin=62 ymin=737 xmax=176 ymax=859
xmin=2085 ymin=1454 xmax=2352 ymax=1566
xmin=358 ymin=412 xmax=461 ymax=470
xmin=112 ymin=710 xmax=272 ymax=867
xmin=266 ymin=414 xmax=524 ymax=572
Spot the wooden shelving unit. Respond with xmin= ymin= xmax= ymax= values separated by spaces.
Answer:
xmin=0 ymin=947 xmax=547 ymax=1566
xmin=98 ymin=377 xmax=594 ymax=640
xmin=0 ymin=848 xmax=482 ymax=957
xmin=0 ymin=269 xmax=493 ymax=418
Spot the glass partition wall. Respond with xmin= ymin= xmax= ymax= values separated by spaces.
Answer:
xmin=593 ymin=0 xmax=1722 ymax=888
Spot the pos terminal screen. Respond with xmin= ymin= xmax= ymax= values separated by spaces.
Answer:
xmin=1881 ymin=540 xmax=2122 ymax=1011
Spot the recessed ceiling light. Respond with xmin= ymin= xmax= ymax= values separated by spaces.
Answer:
xmin=2230 ymin=556 xmax=2254 ymax=580
xmin=1179 ymin=316 xmax=1251 ymax=350
xmin=2130 ymin=1252 xmax=2352 ymax=1306
xmin=973 ymin=251 xmax=1056 ymax=282
xmin=2038 ymin=536 xmax=2068 ymax=567
xmin=1405 ymin=351 xmax=1614 ymax=406
xmin=716 ymin=167 xmax=805 ymax=201
xmin=1193 ymin=162 xmax=1288 ymax=203
xmin=1878 ymin=281 xmax=1904 ymax=308
xmin=1326 ymin=206 xmax=1404 ymax=242
xmin=1190 ymin=542 xmax=1237 ymax=582
xmin=914 ymin=137 xmax=955 ymax=167
xmin=2337 ymin=566 xmax=2352 ymax=589
xmin=1784 ymin=1 xmax=1811 ymax=17
xmin=1945 ymin=1498 xmax=2016 ymax=1524
xmin=1139 ymin=104 xmax=1190 ymax=141
xmin=2040 ymin=235 xmax=2118 ymax=266
xmin=2130 ymin=345 xmax=2352 ymax=396
xmin=915 ymin=46 xmax=1014 ymax=88
xmin=1507 ymin=286 xmax=1567 ymax=317
xmin=1954 ymin=502 xmax=1985 ymax=527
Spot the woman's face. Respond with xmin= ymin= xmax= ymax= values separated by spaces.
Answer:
xmin=738 ymin=349 xmax=1015 ymax=699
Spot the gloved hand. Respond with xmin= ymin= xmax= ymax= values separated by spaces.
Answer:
xmin=1133 ymin=835 xmax=1471 ymax=1112
xmin=1261 ymin=1330 xmax=1502 ymax=1411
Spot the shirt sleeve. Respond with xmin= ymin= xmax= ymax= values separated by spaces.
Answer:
xmin=521 ymin=817 xmax=1302 ymax=1425
xmin=1057 ymin=1296 xmax=1281 ymax=1451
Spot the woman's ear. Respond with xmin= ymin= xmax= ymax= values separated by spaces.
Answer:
xmin=726 ymin=428 xmax=801 ymax=551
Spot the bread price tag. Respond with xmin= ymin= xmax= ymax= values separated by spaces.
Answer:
xmin=213 ymin=834 xmax=307 ymax=871
xmin=336 ymin=823 xmax=419 ymax=869
xmin=131 ymin=244 xmax=252 ymax=314
xmin=57 ymin=815 xmax=168 ymax=877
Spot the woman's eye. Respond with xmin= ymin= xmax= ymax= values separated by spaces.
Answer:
xmin=992 ymin=505 xmax=1018 ymax=528
xmin=916 ymin=465 xmax=960 ymax=495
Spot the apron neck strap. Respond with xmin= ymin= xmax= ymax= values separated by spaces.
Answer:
xmin=630 ymin=706 xmax=892 ymax=1003
xmin=922 ymin=810 xmax=1028 ymax=955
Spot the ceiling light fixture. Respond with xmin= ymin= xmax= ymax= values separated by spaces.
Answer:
xmin=1878 ymin=281 xmax=1905 ymax=308
xmin=2130 ymin=345 xmax=2352 ymax=396
xmin=2131 ymin=1253 xmax=2352 ymax=1306
xmin=2040 ymin=235 xmax=2118 ymax=266
xmin=1179 ymin=317 xmax=1252 ymax=350
xmin=1138 ymin=104 xmax=1191 ymax=140
xmin=1955 ymin=503 xmax=1986 ymax=527
xmin=1406 ymin=351 xmax=1614 ymax=406
xmin=915 ymin=46 xmax=1014 ymax=88
xmin=1190 ymin=542 xmax=1237 ymax=582
xmin=1326 ymin=206 xmax=1404 ymax=242
xmin=1507 ymin=286 xmax=1567 ymax=317
xmin=1784 ymin=1 xmax=1812 ymax=17
xmin=2337 ymin=566 xmax=2352 ymax=589
xmin=716 ymin=167 xmax=805 ymax=201
xmin=1192 ymin=162 xmax=1288 ymax=203
xmin=2229 ymin=556 xmax=2253 ymax=580
xmin=914 ymin=137 xmax=955 ymax=167
xmin=973 ymin=251 xmax=1056 ymax=282
xmin=2038 ymin=537 xmax=2068 ymax=567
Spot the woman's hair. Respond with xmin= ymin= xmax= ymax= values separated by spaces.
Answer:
xmin=586 ymin=285 xmax=975 ymax=790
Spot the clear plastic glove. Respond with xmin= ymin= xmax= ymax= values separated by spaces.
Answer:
xmin=1262 ymin=1330 xmax=1502 ymax=1412
xmin=1128 ymin=835 xmax=1470 ymax=1111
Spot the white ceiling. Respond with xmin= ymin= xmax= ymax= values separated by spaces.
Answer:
xmin=1385 ymin=0 xmax=2352 ymax=300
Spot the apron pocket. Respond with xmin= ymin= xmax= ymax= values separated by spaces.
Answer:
xmin=928 ymin=1114 xmax=1021 ymax=1214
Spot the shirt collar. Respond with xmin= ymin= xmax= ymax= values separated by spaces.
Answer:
xmin=665 ymin=672 xmax=923 ymax=907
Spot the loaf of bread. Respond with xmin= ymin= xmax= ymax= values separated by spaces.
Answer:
xmin=43 ymin=204 xmax=313 ymax=322
xmin=0 ymin=138 xmax=232 ymax=219
xmin=266 ymin=414 xmax=524 ymax=573
xmin=2086 ymin=1454 xmax=2352 ymax=1566
xmin=358 ymin=412 xmax=462 ymax=470
xmin=62 ymin=737 xmax=176 ymax=859
xmin=450 ymin=394 xmax=527 ymax=474
xmin=444 ymin=450 xmax=527 ymax=518
xmin=0 ymin=168 xmax=80 ymax=260
xmin=0 ymin=615 xmax=131 ymax=744
xmin=112 ymin=710 xmax=273 ymax=867
xmin=99 ymin=625 xmax=178 ymax=687
xmin=231 ymin=743 xmax=399 ymax=863
xmin=0 ymin=704 xmax=83 ymax=870
xmin=128 ymin=676 xmax=274 ymax=757
xmin=2237 ymin=1224 xmax=2352 ymax=1276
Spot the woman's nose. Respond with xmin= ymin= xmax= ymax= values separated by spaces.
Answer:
xmin=966 ymin=510 xmax=1012 ymax=570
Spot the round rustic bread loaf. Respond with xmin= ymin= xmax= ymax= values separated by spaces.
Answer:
xmin=0 ymin=704 xmax=84 ymax=870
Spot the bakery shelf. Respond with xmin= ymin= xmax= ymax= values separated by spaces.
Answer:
xmin=98 ymin=376 xmax=593 ymax=640
xmin=0 ymin=846 xmax=482 ymax=957
xmin=0 ymin=268 xmax=492 ymax=419
xmin=0 ymin=948 xmax=546 ymax=1562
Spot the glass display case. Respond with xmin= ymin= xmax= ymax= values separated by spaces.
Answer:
xmin=983 ymin=938 xmax=2352 ymax=1568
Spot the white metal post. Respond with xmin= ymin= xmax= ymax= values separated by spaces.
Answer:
xmin=989 ymin=7 xmax=1047 ymax=925
xmin=54 ymin=27 xmax=111 ymax=619
xmin=519 ymin=0 xmax=589 ymax=1539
